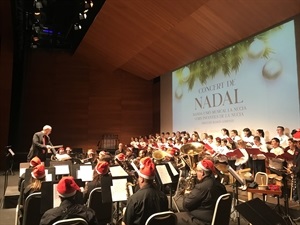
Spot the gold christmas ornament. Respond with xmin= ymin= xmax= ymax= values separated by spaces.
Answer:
xmin=262 ymin=59 xmax=282 ymax=80
xmin=248 ymin=39 xmax=265 ymax=59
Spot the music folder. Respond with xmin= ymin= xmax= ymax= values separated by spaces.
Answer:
xmin=277 ymin=152 xmax=294 ymax=161
xmin=245 ymin=148 xmax=261 ymax=155
xmin=263 ymin=152 xmax=278 ymax=159
xmin=226 ymin=149 xmax=244 ymax=158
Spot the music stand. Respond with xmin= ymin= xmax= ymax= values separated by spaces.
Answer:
xmin=228 ymin=165 xmax=245 ymax=225
xmin=268 ymin=167 xmax=296 ymax=225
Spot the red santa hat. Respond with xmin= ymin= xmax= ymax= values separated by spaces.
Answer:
xmin=30 ymin=156 xmax=41 ymax=167
xmin=139 ymin=156 xmax=151 ymax=169
xmin=197 ymin=159 xmax=215 ymax=173
xmin=139 ymin=157 xmax=155 ymax=180
xmin=95 ymin=161 xmax=109 ymax=174
xmin=116 ymin=153 xmax=125 ymax=161
xmin=57 ymin=176 xmax=80 ymax=198
xmin=31 ymin=164 xmax=45 ymax=179
xmin=293 ymin=130 xmax=300 ymax=141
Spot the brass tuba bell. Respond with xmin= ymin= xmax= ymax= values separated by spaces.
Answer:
xmin=152 ymin=150 xmax=170 ymax=164
xmin=180 ymin=142 xmax=205 ymax=169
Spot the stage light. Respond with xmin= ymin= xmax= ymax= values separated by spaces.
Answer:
xmin=34 ymin=8 xmax=41 ymax=16
xmin=79 ymin=13 xmax=87 ymax=20
xmin=74 ymin=23 xmax=82 ymax=30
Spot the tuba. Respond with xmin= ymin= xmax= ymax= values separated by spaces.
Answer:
xmin=179 ymin=142 xmax=205 ymax=192
xmin=152 ymin=150 xmax=170 ymax=164
xmin=180 ymin=142 xmax=205 ymax=170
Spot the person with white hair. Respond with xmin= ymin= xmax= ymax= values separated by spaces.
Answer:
xmin=27 ymin=125 xmax=53 ymax=162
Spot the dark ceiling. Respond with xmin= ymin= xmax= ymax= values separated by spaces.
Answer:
xmin=19 ymin=0 xmax=300 ymax=80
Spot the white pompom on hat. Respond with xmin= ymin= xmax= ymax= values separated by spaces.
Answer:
xmin=197 ymin=159 xmax=215 ymax=173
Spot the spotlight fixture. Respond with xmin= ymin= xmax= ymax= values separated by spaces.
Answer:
xmin=35 ymin=1 xmax=43 ymax=9
xmin=34 ymin=8 xmax=41 ymax=16
xmin=79 ymin=13 xmax=87 ymax=20
xmin=74 ymin=23 xmax=82 ymax=30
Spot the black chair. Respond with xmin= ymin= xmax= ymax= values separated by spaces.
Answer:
xmin=52 ymin=217 xmax=88 ymax=225
xmin=211 ymin=193 xmax=232 ymax=225
xmin=87 ymin=187 xmax=113 ymax=225
xmin=22 ymin=192 xmax=42 ymax=225
xmin=145 ymin=211 xmax=177 ymax=225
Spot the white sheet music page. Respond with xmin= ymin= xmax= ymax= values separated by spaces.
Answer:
xmin=45 ymin=169 xmax=52 ymax=181
xmin=156 ymin=165 xmax=172 ymax=184
xmin=168 ymin=162 xmax=179 ymax=176
xmin=110 ymin=166 xmax=128 ymax=177
xmin=110 ymin=178 xmax=128 ymax=202
xmin=77 ymin=165 xmax=93 ymax=181
xmin=54 ymin=165 xmax=70 ymax=175
xmin=53 ymin=184 xmax=61 ymax=207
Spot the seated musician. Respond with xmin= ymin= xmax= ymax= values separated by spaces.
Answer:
xmin=54 ymin=147 xmax=72 ymax=161
xmin=83 ymin=161 xmax=110 ymax=203
xmin=40 ymin=176 xmax=98 ymax=225
xmin=291 ymin=130 xmax=300 ymax=202
xmin=18 ymin=156 xmax=42 ymax=192
xmin=122 ymin=157 xmax=168 ymax=225
xmin=23 ymin=164 xmax=46 ymax=200
xmin=175 ymin=159 xmax=227 ymax=225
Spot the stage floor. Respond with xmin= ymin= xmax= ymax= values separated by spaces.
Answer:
xmin=1 ymin=171 xmax=300 ymax=225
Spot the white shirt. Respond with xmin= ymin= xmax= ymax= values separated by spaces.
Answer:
xmin=275 ymin=134 xmax=289 ymax=148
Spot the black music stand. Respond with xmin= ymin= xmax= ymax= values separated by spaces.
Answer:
xmin=155 ymin=163 xmax=178 ymax=211
xmin=228 ymin=165 xmax=245 ymax=225
xmin=268 ymin=167 xmax=296 ymax=225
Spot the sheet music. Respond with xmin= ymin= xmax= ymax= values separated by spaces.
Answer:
xmin=77 ymin=165 xmax=93 ymax=181
xmin=156 ymin=165 xmax=172 ymax=184
xmin=45 ymin=169 xmax=52 ymax=181
xmin=8 ymin=148 xmax=15 ymax=156
xmin=19 ymin=168 xmax=26 ymax=177
xmin=110 ymin=179 xmax=128 ymax=202
xmin=168 ymin=162 xmax=178 ymax=176
xmin=53 ymin=184 xmax=61 ymax=207
xmin=110 ymin=166 xmax=128 ymax=177
xmin=54 ymin=165 xmax=70 ymax=175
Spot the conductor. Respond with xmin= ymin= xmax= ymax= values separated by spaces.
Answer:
xmin=27 ymin=125 xmax=53 ymax=162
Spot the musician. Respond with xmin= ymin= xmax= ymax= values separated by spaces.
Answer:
xmin=18 ymin=156 xmax=41 ymax=192
xmin=230 ymin=129 xmax=241 ymax=143
xmin=83 ymin=161 xmax=110 ymax=203
xmin=27 ymin=125 xmax=53 ymax=162
xmin=235 ymin=140 xmax=249 ymax=170
xmin=40 ymin=176 xmax=98 ymax=225
xmin=251 ymin=136 xmax=268 ymax=173
xmin=269 ymin=137 xmax=285 ymax=170
xmin=23 ymin=164 xmax=46 ymax=200
xmin=275 ymin=125 xmax=289 ymax=148
xmin=242 ymin=128 xmax=254 ymax=146
xmin=122 ymin=157 xmax=168 ymax=225
xmin=175 ymin=159 xmax=227 ymax=225
xmin=292 ymin=130 xmax=300 ymax=202
xmin=255 ymin=129 xmax=266 ymax=145
xmin=115 ymin=143 xmax=126 ymax=156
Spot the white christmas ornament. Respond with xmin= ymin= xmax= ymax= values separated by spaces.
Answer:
xmin=182 ymin=66 xmax=191 ymax=82
xmin=262 ymin=59 xmax=282 ymax=80
xmin=248 ymin=39 xmax=265 ymax=59
xmin=175 ymin=85 xmax=183 ymax=99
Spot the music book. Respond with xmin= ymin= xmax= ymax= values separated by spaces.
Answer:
xmin=110 ymin=178 xmax=128 ymax=202
xmin=263 ymin=152 xmax=277 ymax=159
xmin=156 ymin=164 xmax=172 ymax=184
xmin=245 ymin=148 xmax=262 ymax=155
xmin=204 ymin=144 xmax=213 ymax=150
xmin=110 ymin=165 xmax=128 ymax=177
xmin=226 ymin=149 xmax=244 ymax=158
xmin=277 ymin=152 xmax=294 ymax=161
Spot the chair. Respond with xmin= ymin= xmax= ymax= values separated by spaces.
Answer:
xmin=52 ymin=218 xmax=88 ymax=225
xmin=211 ymin=193 xmax=232 ymax=225
xmin=22 ymin=192 xmax=42 ymax=225
xmin=254 ymin=172 xmax=268 ymax=186
xmin=87 ymin=187 xmax=113 ymax=225
xmin=145 ymin=211 xmax=177 ymax=225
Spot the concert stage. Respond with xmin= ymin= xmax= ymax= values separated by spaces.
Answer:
xmin=1 ymin=170 xmax=300 ymax=225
